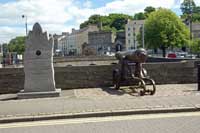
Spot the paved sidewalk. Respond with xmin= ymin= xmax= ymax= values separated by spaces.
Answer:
xmin=0 ymin=84 xmax=200 ymax=123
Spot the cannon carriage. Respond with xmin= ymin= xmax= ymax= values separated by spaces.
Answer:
xmin=113 ymin=49 xmax=156 ymax=96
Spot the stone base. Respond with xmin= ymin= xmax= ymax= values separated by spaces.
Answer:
xmin=17 ymin=89 xmax=61 ymax=99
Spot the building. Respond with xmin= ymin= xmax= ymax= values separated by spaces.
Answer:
xmin=53 ymin=34 xmax=62 ymax=53
xmin=53 ymin=25 xmax=98 ymax=56
xmin=53 ymin=33 xmax=67 ymax=56
xmin=67 ymin=32 xmax=77 ymax=56
xmin=125 ymin=20 xmax=145 ymax=50
xmin=83 ymin=31 xmax=115 ymax=56
xmin=192 ymin=23 xmax=200 ymax=39
xmin=57 ymin=33 xmax=69 ymax=56
xmin=114 ymin=31 xmax=126 ymax=52
xmin=67 ymin=25 xmax=99 ymax=56
xmin=74 ymin=25 xmax=99 ymax=55
xmin=0 ymin=44 xmax=3 ymax=63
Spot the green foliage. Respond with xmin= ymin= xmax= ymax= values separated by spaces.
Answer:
xmin=80 ymin=15 xmax=102 ymax=29
xmin=193 ymin=6 xmax=200 ymax=13
xmin=180 ymin=0 xmax=200 ymax=22
xmin=144 ymin=6 xmax=156 ymax=14
xmin=180 ymin=0 xmax=196 ymax=15
xmin=144 ymin=6 xmax=156 ymax=18
xmin=144 ymin=8 xmax=190 ymax=56
xmin=192 ymin=13 xmax=200 ymax=22
xmin=134 ymin=6 xmax=155 ymax=20
xmin=8 ymin=36 xmax=25 ymax=54
xmin=134 ymin=12 xmax=146 ymax=20
xmin=80 ymin=7 xmax=155 ymax=31
xmin=80 ymin=13 xmax=133 ymax=32
xmin=109 ymin=14 xmax=132 ymax=31
xmin=2 ymin=43 xmax=8 ymax=53
xmin=191 ymin=39 xmax=200 ymax=53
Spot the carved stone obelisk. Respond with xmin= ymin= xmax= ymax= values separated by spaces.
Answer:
xmin=18 ymin=22 xmax=61 ymax=99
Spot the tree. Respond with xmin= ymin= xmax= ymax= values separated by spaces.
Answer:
xmin=144 ymin=8 xmax=190 ymax=57
xmin=80 ymin=14 xmax=102 ymax=29
xmin=134 ymin=12 xmax=146 ymax=20
xmin=8 ymin=36 xmax=25 ymax=54
xmin=180 ymin=0 xmax=196 ymax=15
xmin=192 ymin=13 xmax=200 ymax=22
xmin=191 ymin=39 xmax=200 ymax=54
xmin=2 ymin=43 xmax=8 ymax=54
xmin=110 ymin=14 xmax=132 ymax=31
xmin=133 ymin=6 xmax=156 ymax=20
xmin=180 ymin=0 xmax=200 ymax=22
xmin=144 ymin=6 xmax=156 ymax=17
xmin=80 ymin=13 xmax=133 ymax=32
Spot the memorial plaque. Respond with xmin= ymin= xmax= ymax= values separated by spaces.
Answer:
xmin=18 ymin=23 xmax=61 ymax=99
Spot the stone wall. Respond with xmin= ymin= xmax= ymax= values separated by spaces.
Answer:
xmin=0 ymin=61 xmax=197 ymax=94
xmin=54 ymin=56 xmax=197 ymax=63
xmin=54 ymin=56 xmax=116 ymax=63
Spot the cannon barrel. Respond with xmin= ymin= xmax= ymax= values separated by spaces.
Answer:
xmin=115 ymin=50 xmax=134 ymax=60
xmin=115 ymin=48 xmax=147 ymax=63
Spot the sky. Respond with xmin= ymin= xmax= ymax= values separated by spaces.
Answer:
xmin=0 ymin=0 xmax=200 ymax=43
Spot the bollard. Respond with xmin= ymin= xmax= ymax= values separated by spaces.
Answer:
xmin=198 ymin=64 xmax=200 ymax=91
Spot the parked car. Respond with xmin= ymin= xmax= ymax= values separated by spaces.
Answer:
xmin=176 ymin=52 xmax=187 ymax=58
xmin=167 ymin=53 xmax=176 ymax=58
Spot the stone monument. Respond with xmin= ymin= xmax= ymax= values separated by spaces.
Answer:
xmin=18 ymin=22 xmax=61 ymax=99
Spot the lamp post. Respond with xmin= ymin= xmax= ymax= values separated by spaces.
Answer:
xmin=187 ymin=0 xmax=193 ymax=41
xmin=189 ymin=9 xmax=193 ymax=41
xmin=22 ymin=15 xmax=28 ymax=36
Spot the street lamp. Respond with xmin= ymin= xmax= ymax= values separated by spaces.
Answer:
xmin=189 ymin=9 xmax=193 ymax=40
xmin=22 ymin=15 xmax=28 ymax=36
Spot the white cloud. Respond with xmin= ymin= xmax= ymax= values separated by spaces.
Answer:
xmin=194 ymin=0 xmax=200 ymax=5
xmin=98 ymin=0 xmax=175 ymax=14
xmin=0 ymin=27 xmax=25 ymax=43
xmin=0 ymin=0 xmax=194 ymax=43
xmin=83 ymin=0 xmax=92 ymax=8
xmin=0 ymin=0 xmax=74 ymax=43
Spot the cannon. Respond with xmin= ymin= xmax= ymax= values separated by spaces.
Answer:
xmin=113 ymin=48 xmax=156 ymax=96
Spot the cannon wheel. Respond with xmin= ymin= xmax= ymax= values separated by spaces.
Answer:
xmin=113 ymin=69 xmax=121 ymax=90
xmin=149 ymin=79 xmax=156 ymax=95
xmin=142 ymin=78 xmax=156 ymax=95
xmin=133 ymin=77 xmax=146 ymax=96
xmin=139 ymin=80 xmax=146 ymax=96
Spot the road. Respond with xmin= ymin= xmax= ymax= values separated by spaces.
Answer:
xmin=0 ymin=112 xmax=200 ymax=133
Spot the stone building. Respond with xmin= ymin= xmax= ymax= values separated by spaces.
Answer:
xmin=69 ymin=25 xmax=99 ymax=55
xmin=192 ymin=23 xmax=200 ymax=39
xmin=83 ymin=31 xmax=115 ymax=56
xmin=53 ymin=34 xmax=62 ymax=54
xmin=114 ymin=31 xmax=126 ymax=52
xmin=53 ymin=25 xmax=99 ymax=56
xmin=125 ymin=20 xmax=145 ymax=50
xmin=53 ymin=33 xmax=69 ymax=56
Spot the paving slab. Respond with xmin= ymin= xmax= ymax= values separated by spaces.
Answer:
xmin=0 ymin=84 xmax=199 ymax=123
